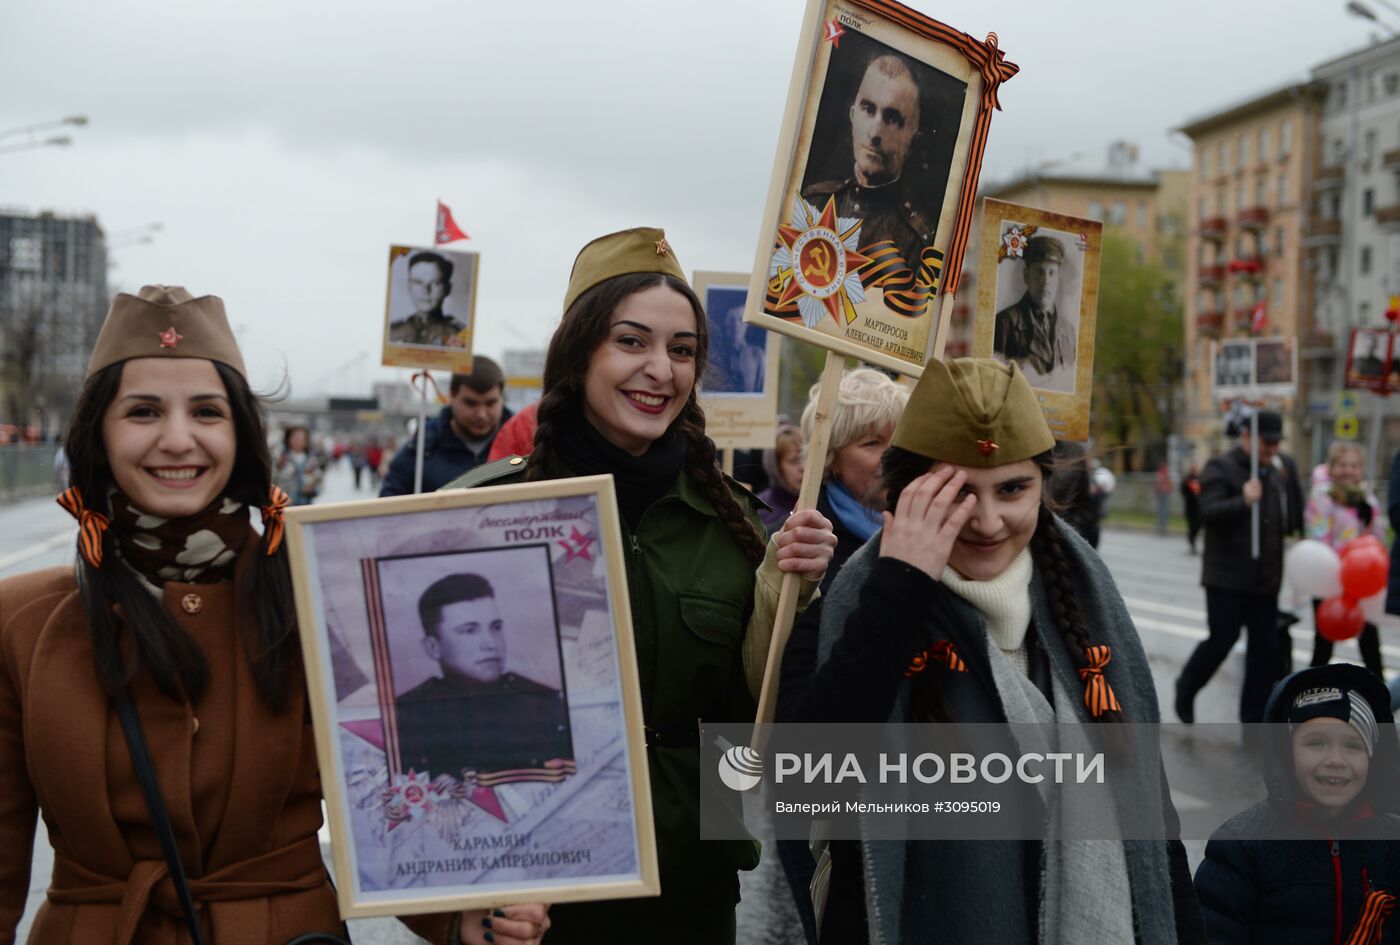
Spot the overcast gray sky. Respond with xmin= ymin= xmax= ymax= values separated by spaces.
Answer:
xmin=0 ymin=0 xmax=1385 ymax=396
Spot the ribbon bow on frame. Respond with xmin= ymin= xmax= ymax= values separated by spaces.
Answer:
xmin=57 ymin=487 xmax=111 ymax=568
xmin=1077 ymin=644 xmax=1122 ymax=717
xmin=971 ymin=32 xmax=1019 ymax=113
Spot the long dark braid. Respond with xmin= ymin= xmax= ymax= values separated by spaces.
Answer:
xmin=525 ymin=270 xmax=766 ymax=565
xmin=673 ymin=399 xmax=766 ymax=566
xmin=882 ymin=445 xmax=1125 ymax=724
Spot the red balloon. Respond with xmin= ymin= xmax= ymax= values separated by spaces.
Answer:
xmin=1316 ymin=595 xmax=1366 ymax=642
xmin=1340 ymin=546 xmax=1389 ymax=600
xmin=1343 ymin=534 xmax=1384 ymax=558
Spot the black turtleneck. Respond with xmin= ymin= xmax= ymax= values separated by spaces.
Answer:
xmin=554 ymin=406 xmax=688 ymax=529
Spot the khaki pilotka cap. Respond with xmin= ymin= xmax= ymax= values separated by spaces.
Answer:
xmin=892 ymin=358 xmax=1055 ymax=467
xmin=561 ymin=227 xmax=688 ymax=313
xmin=86 ymin=285 xmax=247 ymax=379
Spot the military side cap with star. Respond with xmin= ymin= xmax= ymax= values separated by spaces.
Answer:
xmin=562 ymin=227 xmax=688 ymax=313
xmin=892 ymin=358 xmax=1055 ymax=467
xmin=1023 ymin=235 xmax=1065 ymax=266
xmin=87 ymin=285 xmax=247 ymax=379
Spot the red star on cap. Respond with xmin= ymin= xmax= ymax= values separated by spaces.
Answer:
xmin=158 ymin=326 xmax=183 ymax=349
xmin=977 ymin=438 xmax=999 ymax=456
xmin=655 ymin=237 xmax=671 ymax=257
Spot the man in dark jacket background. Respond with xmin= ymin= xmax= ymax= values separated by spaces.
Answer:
xmin=1175 ymin=410 xmax=1290 ymax=724
xmin=380 ymin=355 xmax=512 ymax=496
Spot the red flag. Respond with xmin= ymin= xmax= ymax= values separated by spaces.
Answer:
xmin=1251 ymin=300 xmax=1267 ymax=333
xmin=435 ymin=200 xmax=469 ymax=245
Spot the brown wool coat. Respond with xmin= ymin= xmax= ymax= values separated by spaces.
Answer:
xmin=0 ymin=552 xmax=454 ymax=945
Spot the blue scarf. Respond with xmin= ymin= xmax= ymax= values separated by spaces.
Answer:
xmin=825 ymin=478 xmax=882 ymax=542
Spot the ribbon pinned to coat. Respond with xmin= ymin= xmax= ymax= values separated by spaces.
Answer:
xmin=904 ymin=640 xmax=967 ymax=677
xmin=261 ymin=486 xmax=290 ymax=556
xmin=1344 ymin=887 xmax=1395 ymax=945
xmin=57 ymin=487 xmax=111 ymax=568
xmin=1077 ymin=644 xmax=1122 ymax=717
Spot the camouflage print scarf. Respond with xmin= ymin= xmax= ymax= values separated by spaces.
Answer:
xmin=108 ymin=492 xmax=249 ymax=589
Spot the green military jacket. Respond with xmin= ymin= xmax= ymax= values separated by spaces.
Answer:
xmin=446 ymin=455 xmax=764 ymax=892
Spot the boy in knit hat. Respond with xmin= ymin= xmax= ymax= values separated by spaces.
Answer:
xmin=1195 ymin=664 xmax=1400 ymax=944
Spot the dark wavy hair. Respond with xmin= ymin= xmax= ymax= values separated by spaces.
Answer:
xmin=526 ymin=272 xmax=766 ymax=566
xmin=64 ymin=360 xmax=300 ymax=711
xmin=879 ymin=445 xmax=1124 ymax=724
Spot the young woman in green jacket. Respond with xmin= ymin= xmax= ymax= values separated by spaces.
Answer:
xmin=452 ymin=227 xmax=836 ymax=943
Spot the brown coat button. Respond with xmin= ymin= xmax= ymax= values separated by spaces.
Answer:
xmin=181 ymin=593 xmax=203 ymax=614
xmin=192 ymin=717 xmax=200 ymax=735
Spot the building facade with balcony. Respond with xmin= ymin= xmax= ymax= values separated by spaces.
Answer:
xmin=0 ymin=209 xmax=109 ymax=438
xmin=1179 ymin=81 xmax=1323 ymax=463
xmin=1311 ymin=36 xmax=1400 ymax=473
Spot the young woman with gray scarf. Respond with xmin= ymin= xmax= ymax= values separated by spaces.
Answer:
xmin=790 ymin=358 xmax=1205 ymax=944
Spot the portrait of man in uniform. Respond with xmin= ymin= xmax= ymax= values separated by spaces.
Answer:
xmin=799 ymin=30 xmax=967 ymax=273
xmin=705 ymin=286 xmax=766 ymax=395
xmin=387 ymin=250 xmax=471 ymax=348
xmin=1215 ymin=341 xmax=1252 ymax=390
xmin=394 ymin=572 xmax=573 ymax=782
xmin=1255 ymin=338 xmax=1294 ymax=387
xmin=993 ymin=233 xmax=1079 ymax=393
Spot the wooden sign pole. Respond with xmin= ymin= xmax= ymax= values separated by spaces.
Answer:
xmin=753 ymin=352 xmax=845 ymax=726
xmin=753 ymin=290 xmax=956 ymax=729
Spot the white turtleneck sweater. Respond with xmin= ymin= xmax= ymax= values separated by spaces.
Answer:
xmin=939 ymin=547 xmax=1034 ymax=676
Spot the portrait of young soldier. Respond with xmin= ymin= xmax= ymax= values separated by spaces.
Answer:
xmin=993 ymin=233 xmax=1078 ymax=393
xmin=387 ymin=250 xmax=469 ymax=347
xmin=394 ymin=572 xmax=572 ymax=780
xmin=799 ymin=30 xmax=967 ymax=271
xmin=706 ymin=287 xmax=766 ymax=394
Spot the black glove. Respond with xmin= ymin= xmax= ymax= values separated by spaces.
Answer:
xmin=1357 ymin=500 xmax=1374 ymax=528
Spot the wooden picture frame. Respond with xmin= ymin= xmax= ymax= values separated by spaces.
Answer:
xmin=744 ymin=0 xmax=1017 ymax=377
xmin=973 ymin=198 xmax=1102 ymax=442
xmin=695 ymin=270 xmax=783 ymax=450
xmin=284 ymin=476 xmax=657 ymax=917
xmin=1212 ymin=337 xmax=1299 ymax=402
xmin=381 ymin=244 xmax=481 ymax=373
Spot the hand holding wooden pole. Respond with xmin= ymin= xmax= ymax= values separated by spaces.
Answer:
xmin=753 ymin=351 xmax=846 ymax=727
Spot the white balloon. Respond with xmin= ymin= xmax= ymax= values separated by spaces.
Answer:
xmin=1285 ymin=540 xmax=1343 ymax=598
xmin=1361 ymin=590 xmax=1388 ymax=624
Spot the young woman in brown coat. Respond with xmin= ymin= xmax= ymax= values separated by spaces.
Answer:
xmin=0 ymin=286 xmax=547 ymax=945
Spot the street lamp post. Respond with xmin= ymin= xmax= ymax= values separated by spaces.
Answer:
xmin=1346 ymin=0 xmax=1400 ymax=35
xmin=0 ymin=115 xmax=87 ymax=158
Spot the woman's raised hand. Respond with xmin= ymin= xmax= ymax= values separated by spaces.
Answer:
xmin=774 ymin=508 xmax=838 ymax=576
xmin=878 ymin=467 xmax=975 ymax=580
xmin=458 ymin=904 xmax=550 ymax=944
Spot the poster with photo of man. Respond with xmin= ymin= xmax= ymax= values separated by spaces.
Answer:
xmin=1346 ymin=328 xmax=1391 ymax=393
xmin=1253 ymin=337 xmax=1296 ymax=397
xmin=1212 ymin=339 xmax=1255 ymax=398
xmin=973 ymin=199 xmax=1101 ymax=441
xmin=282 ymin=479 xmax=657 ymax=916
xmin=745 ymin=0 xmax=1017 ymax=376
xmin=381 ymin=244 xmax=480 ymax=373
xmin=695 ymin=271 xmax=782 ymax=449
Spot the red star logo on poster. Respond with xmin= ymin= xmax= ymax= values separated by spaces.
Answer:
xmin=158 ymin=326 xmax=183 ymax=349
xmin=559 ymin=527 xmax=596 ymax=562
xmin=771 ymin=195 xmax=874 ymax=327
xmin=823 ymin=18 xmax=846 ymax=47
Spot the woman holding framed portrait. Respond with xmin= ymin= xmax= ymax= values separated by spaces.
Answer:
xmin=800 ymin=358 xmax=1203 ymax=944
xmin=449 ymin=227 xmax=837 ymax=943
xmin=0 ymin=286 xmax=546 ymax=945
